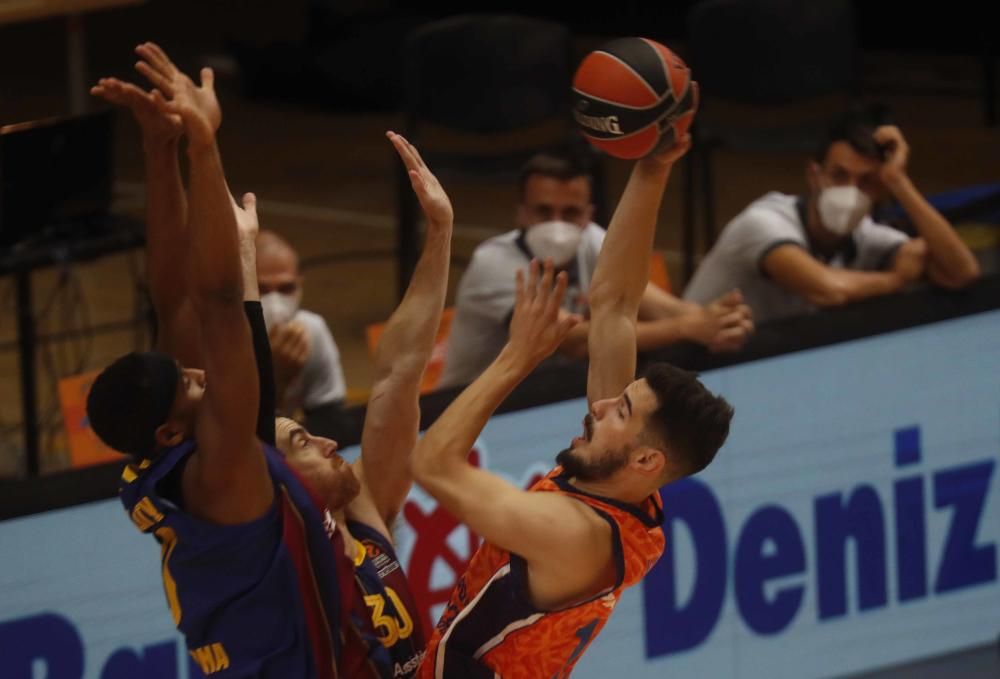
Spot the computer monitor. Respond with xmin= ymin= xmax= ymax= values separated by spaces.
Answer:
xmin=0 ymin=110 xmax=115 ymax=250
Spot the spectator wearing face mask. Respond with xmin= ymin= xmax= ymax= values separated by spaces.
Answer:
xmin=683 ymin=112 xmax=980 ymax=324
xmin=438 ymin=150 xmax=753 ymax=389
xmin=256 ymin=230 xmax=348 ymax=422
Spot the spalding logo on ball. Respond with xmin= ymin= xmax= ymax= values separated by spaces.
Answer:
xmin=572 ymin=37 xmax=699 ymax=159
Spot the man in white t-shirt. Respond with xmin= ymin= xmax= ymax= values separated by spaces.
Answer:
xmin=255 ymin=230 xmax=347 ymax=418
xmin=684 ymin=114 xmax=980 ymax=323
xmin=440 ymin=151 xmax=753 ymax=388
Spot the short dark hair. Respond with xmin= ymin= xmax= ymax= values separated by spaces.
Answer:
xmin=814 ymin=104 xmax=893 ymax=164
xmin=86 ymin=351 xmax=180 ymax=457
xmin=518 ymin=149 xmax=592 ymax=199
xmin=641 ymin=363 xmax=734 ymax=476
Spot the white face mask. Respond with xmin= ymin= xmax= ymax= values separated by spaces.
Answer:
xmin=261 ymin=291 xmax=301 ymax=330
xmin=817 ymin=185 xmax=871 ymax=237
xmin=524 ymin=220 xmax=583 ymax=267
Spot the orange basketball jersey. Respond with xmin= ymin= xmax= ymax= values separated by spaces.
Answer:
xmin=418 ymin=467 xmax=665 ymax=678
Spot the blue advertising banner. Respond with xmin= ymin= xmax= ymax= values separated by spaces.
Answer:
xmin=1 ymin=310 xmax=997 ymax=678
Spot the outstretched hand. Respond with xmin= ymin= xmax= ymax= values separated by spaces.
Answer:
xmin=644 ymin=132 xmax=693 ymax=170
xmin=91 ymin=77 xmax=182 ymax=147
xmin=641 ymin=81 xmax=699 ymax=170
xmin=387 ymin=131 xmax=453 ymax=234
xmin=504 ymin=259 xmax=581 ymax=373
xmin=134 ymin=42 xmax=221 ymax=149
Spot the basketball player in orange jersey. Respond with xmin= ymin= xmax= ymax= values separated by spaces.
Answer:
xmin=411 ymin=135 xmax=735 ymax=678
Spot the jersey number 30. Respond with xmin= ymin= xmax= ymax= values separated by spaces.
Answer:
xmin=364 ymin=587 xmax=415 ymax=647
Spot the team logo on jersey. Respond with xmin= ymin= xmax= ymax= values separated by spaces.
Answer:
xmin=363 ymin=538 xmax=400 ymax=579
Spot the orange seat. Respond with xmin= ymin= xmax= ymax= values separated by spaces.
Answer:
xmin=58 ymin=369 xmax=124 ymax=468
xmin=649 ymin=251 xmax=673 ymax=293
xmin=365 ymin=307 xmax=456 ymax=395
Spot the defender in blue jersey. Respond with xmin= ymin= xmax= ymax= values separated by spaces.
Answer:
xmin=86 ymin=43 xmax=452 ymax=678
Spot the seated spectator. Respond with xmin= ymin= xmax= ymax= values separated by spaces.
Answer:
xmin=440 ymin=150 xmax=752 ymax=388
xmin=683 ymin=112 xmax=980 ymax=323
xmin=255 ymin=230 xmax=347 ymax=421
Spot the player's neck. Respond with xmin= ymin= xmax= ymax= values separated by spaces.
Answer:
xmin=333 ymin=511 xmax=357 ymax=558
xmin=570 ymin=477 xmax=648 ymax=506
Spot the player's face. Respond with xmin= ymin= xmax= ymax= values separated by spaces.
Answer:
xmin=557 ymin=379 xmax=659 ymax=481
xmin=517 ymin=175 xmax=594 ymax=230
xmin=275 ymin=417 xmax=361 ymax=510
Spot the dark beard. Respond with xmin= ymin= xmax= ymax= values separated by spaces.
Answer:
xmin=556 ymin=446 xmax=629 ymax=482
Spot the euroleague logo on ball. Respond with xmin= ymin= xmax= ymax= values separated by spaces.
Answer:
xmin=572 ymin=36 xmax=698 ymax=159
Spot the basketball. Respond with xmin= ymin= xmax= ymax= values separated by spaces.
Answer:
xmin=572 ymin=38 xmax=698 ymax=159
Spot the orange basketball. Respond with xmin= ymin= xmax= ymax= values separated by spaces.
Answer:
xmin=572 ymin=38 xmax=698 ymax=159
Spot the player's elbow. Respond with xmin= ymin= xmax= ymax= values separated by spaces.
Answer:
xmin=410 ymin=443 xmax=445 ymax=486
xmin=411 ymin=441 xmax=467 ymax=495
